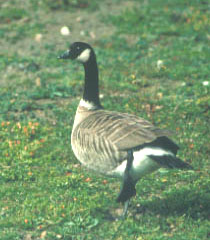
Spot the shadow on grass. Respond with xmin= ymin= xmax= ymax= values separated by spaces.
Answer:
xmin=91 ymin=207 xmax=118 ymax=221
xmin=133 ymin=187 xmax=210 ymax=220
xmin=90 ymin=185 xmax=210 ymax=221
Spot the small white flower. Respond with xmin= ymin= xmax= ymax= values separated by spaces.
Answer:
xmin=80 ymin=30 xmax=85 ymax=36
xmin=157 ymin=60 xmax=163 ymax=70
xmin=90 ymin=31 xmax=96 ymax=39
xmin=60 ymin=26 xmax=70 ymax=36
xmin=35 ymin=33 xmax=42 ymax=42
xmin=76 ymin=16 xmax=82 ymax=22
xmin=202 ymin=81 xmax=209 ymax=86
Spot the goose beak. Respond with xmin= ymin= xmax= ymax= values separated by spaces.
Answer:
xmin=57 ymin=49 xmax=71 ymax=59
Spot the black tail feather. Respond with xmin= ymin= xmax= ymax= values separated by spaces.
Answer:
xmin=136 ymin=136 xmax=180 ymax=155
xmin=149 ymin=155 xmax=193 ymax=170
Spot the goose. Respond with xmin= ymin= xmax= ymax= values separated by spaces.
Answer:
xmin=58 ymin=42 xmax=192 ymax=218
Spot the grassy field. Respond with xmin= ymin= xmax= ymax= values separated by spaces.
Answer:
xmin=0 ymin=0 xmax=210 ymax=239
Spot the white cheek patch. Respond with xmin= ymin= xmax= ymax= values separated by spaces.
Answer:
xmin=77 ymin=48 xmax=91 ymax=63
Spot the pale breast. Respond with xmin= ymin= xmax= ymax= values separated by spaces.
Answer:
xmin=71 ymin=122 xmax=127 ymax=173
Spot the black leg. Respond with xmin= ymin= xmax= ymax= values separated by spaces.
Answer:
xmin=122 ymin=199 xmax=130 ymax=218
xmin=116 ymin=175 xmax=136 ymax=203
xmin=116 ymin=150 xmax=136 ymax=218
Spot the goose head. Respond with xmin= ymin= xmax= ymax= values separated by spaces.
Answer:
xmin=58 ymin=41 xmax=101 ymax=109
xmin=58 ymin=42 xmax=94 ymax=63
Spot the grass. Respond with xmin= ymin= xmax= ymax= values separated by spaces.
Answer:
xmin=0 ymin=0 xmax=210 ymax=239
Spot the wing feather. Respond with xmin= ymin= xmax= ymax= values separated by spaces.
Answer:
xmin=77 ymin=110 xmax=169 ymax=150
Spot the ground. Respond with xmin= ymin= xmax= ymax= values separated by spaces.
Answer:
xmin=0 ymin=0 xmax=210 ymax=239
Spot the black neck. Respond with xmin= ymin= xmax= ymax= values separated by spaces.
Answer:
xmin=82 ymin=54 xmax=101 ymax=108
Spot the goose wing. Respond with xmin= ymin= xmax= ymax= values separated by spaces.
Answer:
xmin=77 ymin=110 xmax=171 ymax=151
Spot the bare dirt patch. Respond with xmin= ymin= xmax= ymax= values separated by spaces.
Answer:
xmin=1 ymin=0 xmax=135 ymax=57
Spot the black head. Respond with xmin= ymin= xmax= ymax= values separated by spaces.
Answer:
xmin=58 ymin=42 xmax=93 ymax=63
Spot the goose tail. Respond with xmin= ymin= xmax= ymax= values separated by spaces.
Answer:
xmin=149 ymin=155 xmax=193 ymax=170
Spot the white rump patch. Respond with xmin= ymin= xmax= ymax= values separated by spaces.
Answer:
xmin=79 ymin=99 xmax=97 ymax=110
xmin=134 ymin=147 xmax=173 ymax=158
xmin=110 ymin=147 xmax=174 ymax=180
xmin=77 ymin=48 xmax=91 ymax=63
xmin=132 ymin=147 xmax=173 ymax=180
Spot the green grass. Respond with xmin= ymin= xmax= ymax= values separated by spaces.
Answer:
xmin=0 ymin=0 xmax=210 ymax=239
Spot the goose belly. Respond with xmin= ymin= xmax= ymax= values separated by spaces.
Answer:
xmin=71 ymin=138 xmax=126 ymax=173
xmin=110 ymin=147 xmax=172 ymax=180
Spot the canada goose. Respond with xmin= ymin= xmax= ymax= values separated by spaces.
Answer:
xmin=58 ymin=42 xmax=192 ymax=218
